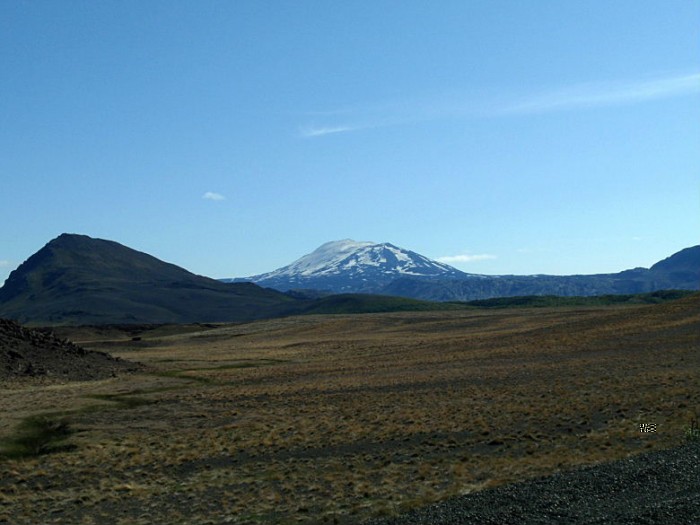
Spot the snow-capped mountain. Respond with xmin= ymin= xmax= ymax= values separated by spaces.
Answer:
xmin=226 ymin=239 xmax=473 ymax=293
xmin=223 ymin=242 xmax=700 ymax=301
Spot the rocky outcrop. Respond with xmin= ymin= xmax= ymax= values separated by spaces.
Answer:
xmin=0 ymin=318 xmax=141 ymax=381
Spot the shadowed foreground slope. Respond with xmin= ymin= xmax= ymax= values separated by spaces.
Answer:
xmin=0 ymin=318 xmax=141 ymax=381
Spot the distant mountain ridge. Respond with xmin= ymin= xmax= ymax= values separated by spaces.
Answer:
xmin=224 ymin=239 xmax=474 ymax=293
xmin=1 ymin=234 xmax=697 ymax=325
xmin=229 ymin=240 xmax=700 ymax=301
xmin=383 ymin=245 xmax=700 ymax=300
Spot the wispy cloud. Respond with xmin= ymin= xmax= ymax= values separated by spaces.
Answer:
xmin=502 ymin=72 xmax=700 ymax=114
xmin=0 ymin=260 xmax=11 ymax=268
xmin=299 ymin=72 xmax=700 ymax=137
xmin=297 ymin=94 xmax=453 ymax=138
xmin=202 ymin=191 xmax=225 ymax=201
xmin=299 ymin=125 xmax=358 ymax=138
xmin=437 ymin=253 xmax=497 ymax=264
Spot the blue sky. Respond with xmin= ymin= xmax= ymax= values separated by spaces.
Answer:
xmin=2 ymin=1 xmax=698 ymax=283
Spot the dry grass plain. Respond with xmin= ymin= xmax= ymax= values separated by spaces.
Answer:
xmin=1 ymin=295 xmax=699 ymax=524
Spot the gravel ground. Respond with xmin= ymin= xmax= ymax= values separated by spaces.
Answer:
xmin=365 ymin=442 xmax=700 ymax=525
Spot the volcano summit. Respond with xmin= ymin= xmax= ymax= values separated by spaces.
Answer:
xmin=225 ymin=239 xmax=472 ymax=293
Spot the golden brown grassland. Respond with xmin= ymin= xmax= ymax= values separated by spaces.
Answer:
xmin=1 ymin=296 xmax=699 ymax=524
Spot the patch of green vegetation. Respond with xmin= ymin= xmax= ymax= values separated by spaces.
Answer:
xmin=685 ymin=419 xmax=700 ymax=442
xmin=150 ymin=360 xmax=286 ymax=385
xmin=461 ymin=290 xmax=696 ymax=309
xmin=86 ymin=393 xmax=153 ymax=409
xmin=153 ymin=369 xmax=218 ymax=385
xmin=1 ymin=389 xmax=165 ymax=461
xmin=0 ymin=415 xmax=74 ymax=459
xmin=216 ymin=362 xmax=260 ymax=369
xmin=297 ymin=294 xmax=467 ymax=315
xmin=212 ymin=359 xmax=287 ymax=369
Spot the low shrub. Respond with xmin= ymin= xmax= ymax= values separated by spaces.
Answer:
xmin=0 ymin=415 xmax=73 ymax=459
xmin=685 ymin=419 xmax=700 ymax=442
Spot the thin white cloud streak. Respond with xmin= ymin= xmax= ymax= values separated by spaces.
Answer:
xmin=298 ymin=94 xmax=461 ymax=138
xmin=299 ymin=125 xmax=357 ymax=138
xmin=202 ymin=192 xmax=226 ymax=201
xmin=503 ymin=73 xmax=700 ymax=115
xmin=0 ymin=260 xmax=10 ymax=267
xmin=299 ymin=117 xmax=417 ymax=137
xmin=299 ymin=72 xmax=700 ymax=137
xmin=437 ymin=254 xmax=497 ymax=264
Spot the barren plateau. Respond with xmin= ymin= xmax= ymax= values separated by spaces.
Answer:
xmin=1 ymin=295 xmax=699 ymax=524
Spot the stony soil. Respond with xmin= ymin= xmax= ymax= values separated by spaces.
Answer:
xmin=365 ymin=441 xmax=700 ymax=525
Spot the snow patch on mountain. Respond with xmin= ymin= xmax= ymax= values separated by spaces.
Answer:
xmin=269 ymin=239 xmax=374 ymax=278
xmin=228 ymin=239 xmax=476 ymax=293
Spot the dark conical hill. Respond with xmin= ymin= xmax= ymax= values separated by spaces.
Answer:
xmin=648 ymin=245 xmax=700 ymax=290
xmin=0 ymin=234 xmax=295 ymax=325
